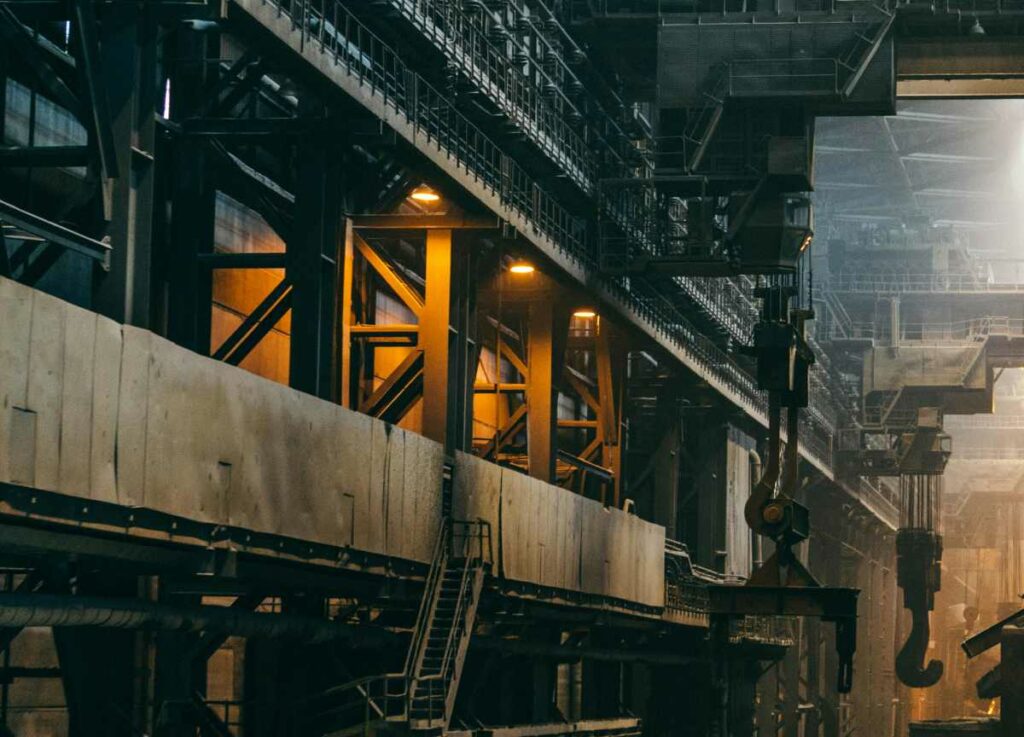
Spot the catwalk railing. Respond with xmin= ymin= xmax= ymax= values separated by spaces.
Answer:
xmin=664 ymin=540 xmax=797 ymax=645
xmin=836 ymin=316 xmax=1024 ymax=344
xmin=576 ymin=0 xmax=1007 ymax=15
xmin=828 ymin=272 xmax=1024 ymax=295
xmin=946 ymin=415 xmax=1024 ymax=429
xmin=236 ymin=0 xmax=838 ymax=470
xmin=950 ymin=447 xmax=1024 ymax=461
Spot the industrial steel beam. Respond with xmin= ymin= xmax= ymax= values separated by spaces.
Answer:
xmin=0 ymin=6 xmax=82 ymax=118
xmin=0 ymin=198 xmax=110 ymax=263
xmin=0 ymin=145 xmax=91 ymax=167
xmin=288 ymin=118 xmax=343 ymax=400
xmin=0 ymin=593 xmax=392 ymax=643
xmin=180 ymin=116 xmax=321 ymax=137
xmin=211 ymin=278 xmax=293 ymax=365
xmin=526 ymin=298 xmax=570 ymax=483
xmin=353 ymin=233 xmax=424 ymax=316
xmin=474 ymin=636 xmax=700 ymax=665
xmin=359 ymin=349 xmax=425 ymax=424
xmin=72 ymin=0 xmax=119 ymax=219
xmin=350 ymin=213 xmax=500 ymax=230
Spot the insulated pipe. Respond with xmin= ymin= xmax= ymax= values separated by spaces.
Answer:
xmin=0 ymin=594 xmax=391 ymax=645
xmin=474 ymin=636 xmax=701 ymax=665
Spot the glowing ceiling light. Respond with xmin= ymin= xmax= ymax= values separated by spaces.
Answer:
xmin=573 ymin=309 xmax=597 ymax=319
xmin=409 ymin=185 xmax=441 ymax=203
xmin=509 ymin=261 xmax=535 ymax=274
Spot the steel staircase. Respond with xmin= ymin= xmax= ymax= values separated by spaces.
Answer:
xmin=291 ymin=519 xmax=490 ymax=737
xmin=837 ymin=8 xmax=895 ymax=98
xmin=407 ymin=521 xmax=489 ymax=731
xmin=681 ymin=63 xmax=729 ymax=173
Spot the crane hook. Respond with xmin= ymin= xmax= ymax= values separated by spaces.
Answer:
xmin=895 ymin=598 xmax=943 ymax=688
xmin=895 ymin=528 xmax=944 ymax=688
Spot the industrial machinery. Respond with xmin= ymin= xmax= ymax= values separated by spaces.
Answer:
xmin=894 ymin=410 xmax=950 ymax=688
xmin=710 ymin=283 xmax=859 ymax=693
xmin=602 ymin=137 xmax=815 ymax=277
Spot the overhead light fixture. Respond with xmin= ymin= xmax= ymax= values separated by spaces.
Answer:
xmin=573 ymin=309 xmax=597 ymax=319
xmin=969 ymin=17 xmax=985 ymax=35
xmin=409 ymin=185 xmax=441 ymax=203
xmin=509 ymin=260 xmax=535 ymax=274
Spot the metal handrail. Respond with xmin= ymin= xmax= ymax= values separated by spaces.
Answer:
xmin=412 ymin=519 xmax=489 ymax=724
xmin=843 ymin=316 xmax=1024 ymax=344
xmin=289 ymin=671 xmax=410 ymax=735
xmin=829 ymin=272 xmax=1024 ymax=294
xmin=728 ymin=58 xmax=840 ymax=96
xmin=404 ymin=524 xmax=449 ymax=676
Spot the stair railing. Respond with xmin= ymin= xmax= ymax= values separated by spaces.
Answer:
xmin=287 ymin=672 xmax=410 ymax=737
xmin=404 ymin=522 xmax=451 ymax=679
xmin=412 ymin=519 xmax=491 ymax=728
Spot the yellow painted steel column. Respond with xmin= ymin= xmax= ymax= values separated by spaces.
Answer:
xmin=596 ymin=319 xmax=625 ymax=505
xmin=526 ymin=298 xmax=569 ymax=482
xmin=420 ymin=229 xmax=453 ymax=446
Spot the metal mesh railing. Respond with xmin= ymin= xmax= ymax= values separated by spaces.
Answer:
xmin=729 ymin=615 xmax=796 ymax=645
xmin=844 ymin=317 xmax=1024 ymax=344
xmin=378 ymin=0 xmax=598 ymax=193
xmin=829 ymin=272 xmax=1024 ymax=294
xmin=728 ymin=58 xmax=839 ymax=96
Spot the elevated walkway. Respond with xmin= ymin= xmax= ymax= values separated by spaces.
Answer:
xmin=225 ymin=0 xmax=836 ymax=478
xmin=829 ymin=273 xmax=1024 ymax=295
xmin=0 ymin=276 xmax=820 ymax=658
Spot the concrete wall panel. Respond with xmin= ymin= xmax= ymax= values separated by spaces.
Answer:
xmin=0 ymin=279 xmax=666 ymax=609
xmin=0 ymin=277 xmax=34 ymax=484
xmin=26 ymin=289 xmax=66 ymax=491
xmin=56 ymin=306 xmax=96 ymax=496
xmin=143 ymin=334 xmax=238 ymax=524
xmin=580 ymin=502 xmax=609 ymax=596
xmin=116 ymin=327 xmax=152 ymax=507
xmin=403 ymin=431 xmax=443 ymax=563
xmin=336 ymin=407 xmax=372 ymax=550
xmin=499 ymin=467 xmax=527 ymax=582
xmin=452 ymin=451 xmax=500 ymax=527
xmin=383 ymin=425 xmax=407 ymax=558
xmin=89 ymin=316 xmax=122 ymax=503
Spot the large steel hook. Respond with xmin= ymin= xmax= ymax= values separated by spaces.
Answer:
xmin=895 ymin=598 xmax=943 ymax=688
xmin=895 ymin=529 xmax=944 ymax=688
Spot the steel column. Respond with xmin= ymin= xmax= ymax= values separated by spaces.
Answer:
xmin=526 ymin=297 xmax=570 ymax=483
xmin=164 ymin=27 xmax=215 ymax=352
xmin=420 ymin=229 xmax=453 ymax=446
xmin=595 ymin=320 xmax=626 ymax=505
xmin=288 ymin=119 xmax=343 ymax=399
xmin=92 ymin=5 xmax=157 ymax=327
